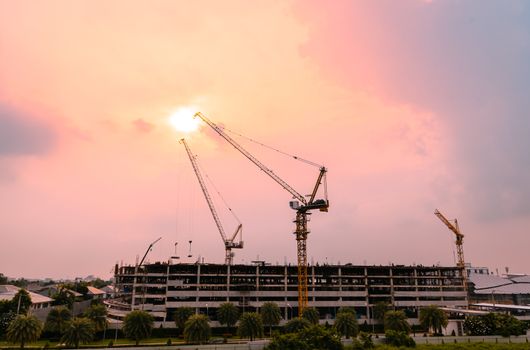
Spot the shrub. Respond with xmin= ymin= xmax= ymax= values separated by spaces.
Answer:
xmin=265 ymin=332 xmax=309 ymax=350
xmin=349 ymin=338 xmax=363 ymax=350
xmin=358 ymin=331 xmax=374 ymax=349
xmin=284 ymin=317 xmax=311 ymax=333
xmin=464 ymin=313 xmax=528 ymax=336
xmin=384 ymin=330 xmax=416 ymax=347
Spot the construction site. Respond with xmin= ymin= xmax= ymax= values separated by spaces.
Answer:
xmin=106 ymin=112 xmax=528 ymax=334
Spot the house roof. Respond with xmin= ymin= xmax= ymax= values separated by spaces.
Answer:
xmin=86 ymin=286 xmax=106 ymax=295
xmin=0 ymin=285 xmax=53 ymax=305
xmin=469 ymin=273 xmax=530 ymax=295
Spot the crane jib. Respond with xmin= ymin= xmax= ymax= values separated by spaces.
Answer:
xmin=194 ymin=111 xmax=329 ymax=315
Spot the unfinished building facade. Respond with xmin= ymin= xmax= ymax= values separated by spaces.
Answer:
xmin=110 ymin=262 xmax=467 ymax=326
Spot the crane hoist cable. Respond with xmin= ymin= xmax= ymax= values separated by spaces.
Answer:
xmin=223 ymin=126 xmax=324 ymax=168
xmin=197 ymin=160 xmax=242 ymax=226
xmin=194 ymin=112 xmax=329 ymax=316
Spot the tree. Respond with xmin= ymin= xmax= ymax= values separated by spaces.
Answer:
xmin=301 ymin=307 xmax=319 ymax=325
xmin=51 ymin=287 xmax=75 ymax=309
xmin=260 ymin=302 xmax=281 ymax=336
xmin=12 ymin=289 xmax=32 ymax=315
xmin=338 ymin=307 xmax=357 ymax=316
xmin=463 ymin=313 xmax=528 ymax=336
xmin=463 ymin=315 xmax=490 ymax=336
xmin=238 ymin=312 xmax=264 ymax=341
xmin=299 ymin=325 xmax=343 ymax=350
xmin=84 ymin=304 xmax=108 ymax=333
xmin=0 ymin=300 xmax=13 ymax=314
xmin=45 ymin=306 xmax=72 ymax=334
xmin=496 ymin=314 xmax=527 ymax=337
xmin=373 ymin=302 xmax=389 ymax=324
xmin=284 ymin=317 xmax=311 ymax=333
xmin=0 ymin=311 xmax=16 ymax=339
xmin=334 ymin=311 xmax=359 ymax=339
xmin=90 ymin=278 xmax=109 ymax=289
xmin=6 ymin=315 xmax=43 ymax=349
xmin=174 ymin=307 xmax=194 ymax=335
xmin=358 ymin=331 xmax=374 ymax=349
xmin=384 ymin=310 xmax=410 ymax=333
xmin=265 ymin=332 xmax=309 ymax=350
xmin=216 ymin=303 xmax=239 ymax=333
xmin=419 ymin=306 xmax=448 ymax=335
xmin=123 ymin=310 xmax=154 ymax=346
xmin=60 ymin=318 xmax=95 ymax=349
xmin=183 ymin=314 xmax=210 ymax=344
xmin=384 ymin=330 xmax=415 ymax=347
xmin=0 ymin=273 xmax=7 ymax=284
xmin=266 ymin=325 xmax=342 ymax=350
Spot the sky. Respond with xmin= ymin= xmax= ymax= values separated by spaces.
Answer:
xmin=1 ymin=0 xmax=529 ymax=279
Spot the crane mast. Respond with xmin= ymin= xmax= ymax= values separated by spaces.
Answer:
xmin=194 ymin=112 xmax=329 ymax=315
xmin=180 ymin=138 xmax=243 ymax=265
xmin=434 ymin=209 xmax=467 ymax=290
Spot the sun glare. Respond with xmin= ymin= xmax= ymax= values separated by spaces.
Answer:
xmin=169 ymin=107 xmax=200 ymax=133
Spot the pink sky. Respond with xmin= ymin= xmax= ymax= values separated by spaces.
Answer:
xmin=1 ymin=1 xmax=529 ymax=279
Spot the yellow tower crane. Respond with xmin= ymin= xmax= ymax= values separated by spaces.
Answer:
xmin=194 ymin=112 xmax=329 ymax=315
xmin=434 ymin=209 xmax=468 ymax=289
xmin=180 ymin=138 xmax=243 ymax=265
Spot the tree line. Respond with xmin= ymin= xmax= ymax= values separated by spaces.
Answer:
xmin=1 ymin=294 xmax=528 ymax=349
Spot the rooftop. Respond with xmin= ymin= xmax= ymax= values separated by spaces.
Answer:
xmin=0 ymin=285 xmax=54 ymax=304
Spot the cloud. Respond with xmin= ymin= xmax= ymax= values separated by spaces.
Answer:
xmin=133 ymin=118 xmax=155 ymax=133
xmin=294 ymin=1 xmax=530 ymax=220
xmin=0 ymin=103 xmax=57 ymax=157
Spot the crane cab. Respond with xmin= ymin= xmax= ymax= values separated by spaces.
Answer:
xmin=289 ymin=200 xmax=301 ymax=210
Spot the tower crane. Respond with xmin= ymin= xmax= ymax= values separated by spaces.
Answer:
xmin=434 ymin=209 xmax=468 ymax=289
xmin=180 ymin=138 xmax=243 ymax=265
xmin=194 ymin=112 xmax=329 ymax=315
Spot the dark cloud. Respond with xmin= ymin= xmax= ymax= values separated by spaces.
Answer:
xmin=296 ymin=1 xmax=530 ymax=220
xmin=0 ymin=103 xmax=57 ymax=157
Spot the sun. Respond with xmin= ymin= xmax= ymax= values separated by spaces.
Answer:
xmin=168 ymin=107 xmax=200 ymax=133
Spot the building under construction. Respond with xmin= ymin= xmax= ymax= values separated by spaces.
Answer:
xmin=109 ymin=261 xmax=467 ymax=326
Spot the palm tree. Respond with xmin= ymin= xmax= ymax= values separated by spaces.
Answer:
xmin=260 ymin=302 xmax=281 ymax=336
xmin=334 ymin=311 xmax=359 ymax=339
xmin=6 ymin=315 xmax=43 ymax=349
xmin=301 ymin=307 xmax=319 ymax=325
xmin=419 ymin=306 xmax=448 ymax=335
xmin=183 ymin=314 xmax=210 ymax=344
xmin=173 ymin=307 xmax=194 ymax=336
xmin=45 ymin=306 xmax=72 ymax=335
xmin=11 ymin=290 xmax=32 ymax=315
xmin=84 ymin=304 xmax=108 ymax=333
xmin=384 ymin=310 xmax=411 ymax=333
xmin=216 ymin=303 xmax=239 ymax=333
xmin=123 ymin=310 xmax=154 ymax=346
xmin=284 ymin=317 xmax=311 ymax=333
xmin=237 ymin=312 xmax=264 ymax=341
xmin=373 ymin=302 xmax=389 ymax=324
xmin=60 ymin=318 xmax=95 ymax=349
